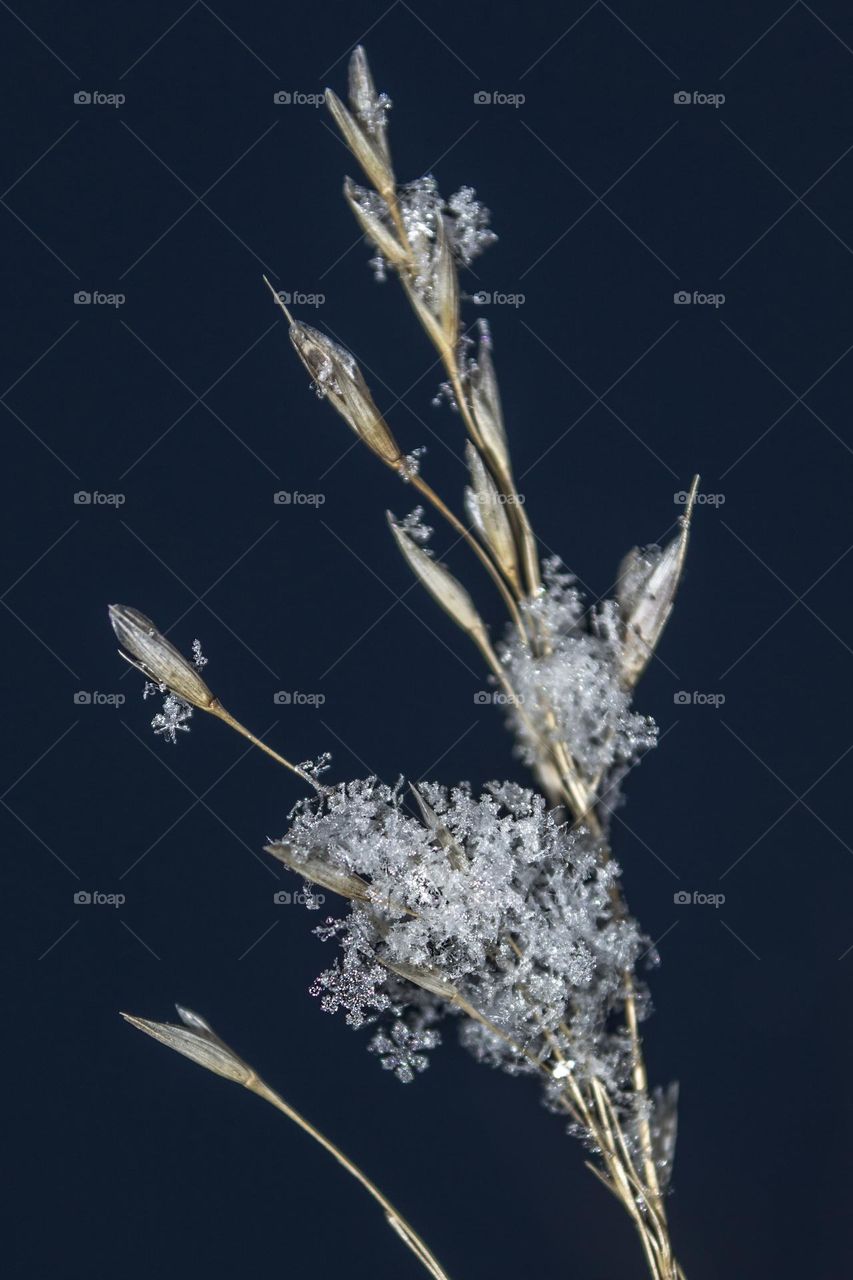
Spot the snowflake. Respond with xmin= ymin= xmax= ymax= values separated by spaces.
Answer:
xmin=368 ymin=1017 xmax=441 ymax=1083
xmin=151 ymin=693 xmax=193 ymax=743
xmin=147 ymin=639 xmax=208 ymax=744
xmin=274 ymin=777 xmax=646 ymax=1096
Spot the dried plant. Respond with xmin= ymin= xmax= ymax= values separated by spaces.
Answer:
xmin=114 ymin=46 xmax=699 ymax=1280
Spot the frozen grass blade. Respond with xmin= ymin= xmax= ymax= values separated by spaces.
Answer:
xmin=122 ymin=1007 xmax=453 ymax=1280
xmin=112 ymin=42 xmax=700 ymax=1280
xmin=109 ymin=605 xmax=322 ymax=791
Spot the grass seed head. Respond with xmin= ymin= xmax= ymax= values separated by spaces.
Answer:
xmin=108 ymin=605 xmax=216 ymax=711
xmin=287 ymin=322 xmax=403 ymax=467
xmin=388 ymin=514 xmax=489 ymax=642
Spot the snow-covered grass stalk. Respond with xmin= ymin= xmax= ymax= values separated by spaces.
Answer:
xmin=115 ymin=46 xmax=697 ymax=1280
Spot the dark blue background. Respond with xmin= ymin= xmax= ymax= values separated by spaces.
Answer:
xmin=4 ymin=2 xmax=852 ymax=1276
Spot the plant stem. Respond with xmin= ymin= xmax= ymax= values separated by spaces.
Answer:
xmin=246 ymin=1072 xmax=451 ymax=1280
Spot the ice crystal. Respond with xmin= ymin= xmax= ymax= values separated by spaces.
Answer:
xmin=274 ymin=777 xmax=647 ymax=1096
xmin=401 ymin=446 xmax=426 ymax=480
xmin=368 ymin=1014 xmax=441 ymax=1083
xmin=368 ymin=254 xmax=387 ymax=282
xmin=649 ymin=1081 xmax=680 ymax=1189
xmin=146 ymin=640 xmax=208 ymax=745
xmin=358 ymin=89 xmax=392 ymax=141
xmin=445 ymin=186 xmax=497 ymax=266
xmin=397 ymin=506 xmax=433 ymax=546
xmin=432 ymin=380 xmax=458 ymax=411
xmin=500 ymin=559 xmax=658 ymax=785
xmin=299 ymin=752 xmax=333 ymax=780
xmin=151 ymin=693 xmax=193 ymax=743
xmin=349 ymin=177 xmax=495 ymax=295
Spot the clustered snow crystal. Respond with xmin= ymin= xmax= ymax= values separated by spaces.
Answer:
xmin=274 ymin=779 xmax=648 ymax=1098
xmin=144 ymin=638 xmax=207 ymax=744
xmin=349 ymin=176 xmax=497 ymax=286
xmin=500 ymin=558 xmax=658 ymax=787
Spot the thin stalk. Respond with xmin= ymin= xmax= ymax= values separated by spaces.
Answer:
xmin=408 ymin=471 xmax=527 ymax=639
xmin=247 ymin=1072 xmax=451 ymax=1280
xmin=209 ymin=702 xmax=323 ymax=793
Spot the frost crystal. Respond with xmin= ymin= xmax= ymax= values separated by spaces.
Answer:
xmin=146 ymin=639 xmax=208 ymax=745
xmin=401 ymin=446 xmax=426 ymax=481
xmin=500 ymin=559 xmax=658 ymax=786
xmin=298 ymin=751 xmax=333 ymax=780
xmin=397 ymin=506 xmax=433 ymax=546
xmin=274 ymin=777 xmax=647 ymax=1096
xmin=368 ymin=1015 xmax=441 ymax=1083
xmin=348 ymin=177 xmax=496 ymax=293
xmin=445 ymin=186 xmax=498 ymax=266
xmin=151 ymin=693 xmax=193 ymax=744
xmin=649 ymin=1081 xmax=680 ymax=1189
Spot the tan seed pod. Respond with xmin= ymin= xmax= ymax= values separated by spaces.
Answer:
xmin=388 ymin=515 xmax=488 ymax=642
xmin=347 ymin=46 xmax=391 ymax=164
xmin=288 ymin=321 xmax=403 ymax=467
xmin=430 ymin=213 xmax=458 ymax=349
xmin=464 ymin=442 xmax=520 ymax=590
xmin=617 ymin=476 xmax=699 ymax=688
xmin=120 ymin=1006 xmax=254 ymax=1086
xmin=264 ymin=843 xmax=372 ymax=903
xmin=108 ymin=605 xmax=216 ymax=710
xmin=344 ymin=179 xmax=409 ymax=267
xmin=408 ymin=784 xmax=466 ymax=870
xmin=469 ymin=327 xmax=511 ymax=478
xmin=325 ymin=88 xmax=394 ymax=199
